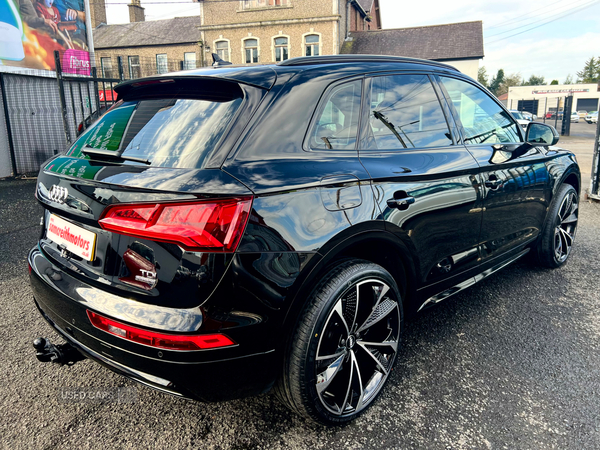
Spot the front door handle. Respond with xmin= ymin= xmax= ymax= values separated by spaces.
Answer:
xmin=387 ymin=196 xmax=415 ymax=209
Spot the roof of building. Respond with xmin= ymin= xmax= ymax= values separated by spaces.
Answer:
xmin=94 ymin=16 xmax=200 ymax=49
xmin=355 ymin=0 xmax=373 ymax=13
xmin=340 ymin=21 xmax=484 ymax=61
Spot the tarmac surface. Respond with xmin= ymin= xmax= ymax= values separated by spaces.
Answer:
xmin=0 ymin=135 xmax=599 ymax=449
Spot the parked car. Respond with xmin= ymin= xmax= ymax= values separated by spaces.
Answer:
xmin=585 ymin=111 xmax=598 ymax=124
xmin=577 ymin=110 xmax=587 ymax=118
xmin=29 ymin=55 xmax=581 ymax=425
xmin=509 ymin=110 xmax=530 ymax=129
xmin=571 ymin=112 xmax=580 ymax=123
xmin=545 ymin=111 xmax=563 ymax=119
xmin=521 ymin=111 xmax=536 ymax=121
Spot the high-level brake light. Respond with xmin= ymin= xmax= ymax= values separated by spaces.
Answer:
xmin=87 ymin=310 xmax=236 ymax=351
xmin=98 ymin=197 xmax=252 ymax=252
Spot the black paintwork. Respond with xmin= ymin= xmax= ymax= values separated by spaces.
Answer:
xmin=29 ymin=56 xmax=581 ymax=401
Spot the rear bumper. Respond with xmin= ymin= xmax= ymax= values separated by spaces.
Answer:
xmin=29 ymin=247 xmax=277 ymax=401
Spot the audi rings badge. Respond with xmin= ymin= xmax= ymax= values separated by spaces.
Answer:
xmin=48 ymin=185 xmax=69 ymax=204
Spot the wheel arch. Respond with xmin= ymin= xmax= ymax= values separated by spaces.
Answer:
xmin=277 ymin=223 xmax=420 ymax=352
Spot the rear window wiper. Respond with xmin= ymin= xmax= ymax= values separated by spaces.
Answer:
xmin=81 ymin=147 xmax=151 ymax=165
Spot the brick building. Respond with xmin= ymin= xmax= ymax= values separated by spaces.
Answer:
xmin=93 ymin=16 xmax=201 ymax=80
xmin=197 ymin=0 xmax=381 ymax=66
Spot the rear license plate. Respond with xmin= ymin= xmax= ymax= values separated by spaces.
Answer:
xmin=47 ymin=214 xmax=96 ymax=261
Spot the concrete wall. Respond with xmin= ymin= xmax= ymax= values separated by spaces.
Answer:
xmin=0 ymin=83 xmax=13 ymax=178
xmin=446 ymin=59 xmax=479 ymax=80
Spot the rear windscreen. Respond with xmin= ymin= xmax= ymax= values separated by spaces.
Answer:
xmin=67 ymin=81 xmax=244 ymax=169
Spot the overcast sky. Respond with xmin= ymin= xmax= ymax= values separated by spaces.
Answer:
xmin=104 ymin=0 xmax=600 ymax=84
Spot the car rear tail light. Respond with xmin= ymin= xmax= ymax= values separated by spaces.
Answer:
xmin=98 ymin=197 xmax=252 ymax=252
xmin=87 ymin=311 xmax=236 ymax=351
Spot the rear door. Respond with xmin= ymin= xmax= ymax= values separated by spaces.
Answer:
xmin=357 ymin=73 xmax=483 ymax=306
xmin=437 ymin=75 xmax=551 ymax=263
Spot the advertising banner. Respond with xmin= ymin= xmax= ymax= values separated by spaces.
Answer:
xmin=0 ymin=0 xmax=90 ymax=73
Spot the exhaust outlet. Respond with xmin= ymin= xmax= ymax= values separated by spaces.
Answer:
xmin=33 ymin=338 xmax=86 ymax=366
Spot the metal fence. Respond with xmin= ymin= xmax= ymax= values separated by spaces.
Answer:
xmin=1 ymin=50 xmax=197 ymax=177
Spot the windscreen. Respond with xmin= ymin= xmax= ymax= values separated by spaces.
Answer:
xmin=67 ymin=80 xmax=244 ymax=169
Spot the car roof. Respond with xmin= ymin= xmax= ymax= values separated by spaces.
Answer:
xmin=114 ymin=55 xmax=462 ymax=93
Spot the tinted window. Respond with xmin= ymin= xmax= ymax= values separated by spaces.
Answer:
xmin=440 ymin=77 xmax=521 ymax=144
xmin=310 ymin=80 xmax=361 ymax=150
xmin=68 ymin=91 xmax=243 ymax=169
xmin=364 ymin=74 xmax=452 ymax=150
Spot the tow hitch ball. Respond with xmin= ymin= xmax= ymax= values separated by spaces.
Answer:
xmin=33 ymin=338 xmax=85 ymax=366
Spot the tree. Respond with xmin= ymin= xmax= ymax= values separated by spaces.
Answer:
xmin=564 ymin=74 xmax=574 ymax=85
xmin=575 ymin=57 xmax=600 ymax=83
xmin=550 ymin=80 xmax=559 ymax=85
xmin=496 ymin=72 xmax=522 ymax=96
xmin=489 ymin=69 xmax=505 ymax=95
xmin=523 ymin=74 xmax=546 ymax=86
xmin=477 ymin=66 xmax=489 ymax=87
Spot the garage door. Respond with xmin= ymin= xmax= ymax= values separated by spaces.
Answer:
xmin=576 ymin=98 xmax=599 ymax=112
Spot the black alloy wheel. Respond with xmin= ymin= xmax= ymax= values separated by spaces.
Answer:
xmin=538 ymin=184 xmax=578 ymax=268
xmin=275 ymin=260 xmax=403 ymax=425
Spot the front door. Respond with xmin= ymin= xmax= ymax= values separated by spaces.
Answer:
xmin=438 ymin=76 xmax=551 ymax=262
xmin=358 ymin=73 xmax=483 ymax=305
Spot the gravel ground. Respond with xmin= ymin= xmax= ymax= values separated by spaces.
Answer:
xmin=1 ymin=172 xmax=599 ymax=449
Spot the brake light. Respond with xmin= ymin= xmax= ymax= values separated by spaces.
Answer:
xmin=87 ymin=311 xmax=236 ymax=351
xmin=98 ymin=197 xmax=252 ymax=252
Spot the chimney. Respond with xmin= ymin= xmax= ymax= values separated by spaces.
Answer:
xmin=90 ymin=0 xmax=107 ymax=28
xmin=129 ymin=0 xmax=145 ymax=22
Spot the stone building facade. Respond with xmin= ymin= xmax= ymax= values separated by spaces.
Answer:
xmin=198 ymin=0 xmax=381 ymax=66
xmin=93 ymin=17 xmax=201 ymax=79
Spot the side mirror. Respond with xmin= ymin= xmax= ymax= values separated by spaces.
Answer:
xmin=525 ymin=122 xmax=559 ymax=146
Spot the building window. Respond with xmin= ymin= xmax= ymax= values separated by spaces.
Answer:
xmin=100 ymin=57 xmax=113 ymax=78
xmin=128 ymin=55 xmax=141 ymax=79
xmin=242 ymin=0 xmax=288 ymax=9
xmin=305 ymin=34 xmax=319 ymax=56
xmin=156 ymin=54 xmax=168 ymax=74
xmin=274 ymin=37 xmax=289 ymax=62
xmin=183 ymin=52 xmax=196 ymax=70
xmin=215 ymin=40 xmax=230 ymax=62
xmin=244 ymin=38 xmax=259 ymax=64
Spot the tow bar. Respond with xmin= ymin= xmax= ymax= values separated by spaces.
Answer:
xmin=33 ymin=337 xmax=86 ymax=366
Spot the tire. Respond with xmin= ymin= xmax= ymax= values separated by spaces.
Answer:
xmin=275 ymin=260 xmax=403 ymax=425
xmin=537 ymin=183 xmax=579 ymax=268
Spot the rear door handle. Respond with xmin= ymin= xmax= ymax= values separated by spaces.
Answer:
xmin=387 ymin=196 xmax=415 ymax=209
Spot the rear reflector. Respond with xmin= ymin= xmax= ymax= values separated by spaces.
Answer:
xmin=87 ymin=310 xmax=236 ymax=351
xmin=98 ymin=197 xmax=252 ymax=252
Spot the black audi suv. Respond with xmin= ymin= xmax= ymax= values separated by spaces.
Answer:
xmin=29 ymin=55 xmax=580 ymax=425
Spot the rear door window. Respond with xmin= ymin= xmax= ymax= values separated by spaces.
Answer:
xmin=364 ymin=74 xmax=453 ymax=150
xmin=68 ymin=83 xmax=244 ymax=169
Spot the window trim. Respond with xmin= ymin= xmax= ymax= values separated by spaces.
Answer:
xmin=240 ymin=0 xmax=290 ymax=10
xmin=128 ymin=55 xmax=140 ymax=79
xmin=303 ymin=77 xmax=365 ymax=153
xmin=435 ymin=73 xmax=525 ymax=145
xmin=358 ymin=72 xmax=457 ymax=153
xmin=302 ymin=32 xmax=322 ymax=57
xmin=271 ymin=34 xmax=290 ymax=62
xmin=241 ymin=36 xmax=260 ymax=64
xmin=213 ymin=38 xmax=231 ymax=63
xmin=156 ymin=53 xmax=168 ymax=75
xmin=100 ymin=57 xmax=113 ymax=79
xmin=183 ymin=52 xmax=197 ymax=70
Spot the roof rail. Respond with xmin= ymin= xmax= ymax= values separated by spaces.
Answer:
xmin=277 ymin=55 xmax=459 ymax=71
